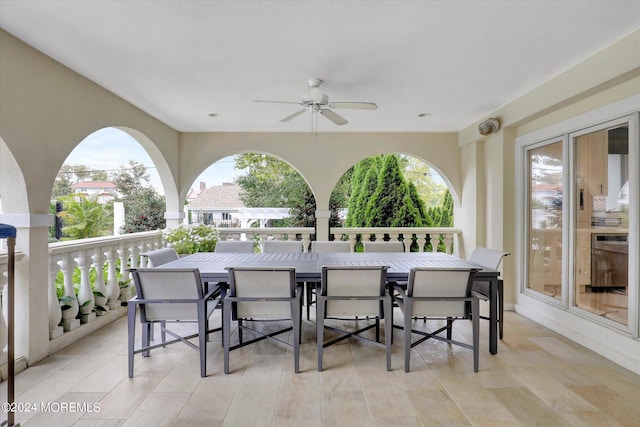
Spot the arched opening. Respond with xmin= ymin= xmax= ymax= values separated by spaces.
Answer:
xmin=50 ymin=127 xmax=167 ymax=240
xmin=186 ymin=153 xmax=316 ymax=229
xmin=329 ymin=153 xmax=454 ymax=251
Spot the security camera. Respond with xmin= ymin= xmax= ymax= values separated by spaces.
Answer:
xmin=479 ymin=118 xmax=500 ymax=136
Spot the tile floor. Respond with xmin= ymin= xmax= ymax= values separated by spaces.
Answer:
xmin=2 ymin=305 xmax=640 ymax=427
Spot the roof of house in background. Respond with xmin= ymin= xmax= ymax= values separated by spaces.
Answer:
xmin=187 ymin=183 xmax=245 ymax=209
xmin=71 ymin=181 xmax=117 ymax=189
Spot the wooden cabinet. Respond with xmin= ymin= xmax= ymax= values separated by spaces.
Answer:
xmin=576 ymin=130 xmax=609 ymax=227
xmin=587 ymin=130 xmax=608 ymax=197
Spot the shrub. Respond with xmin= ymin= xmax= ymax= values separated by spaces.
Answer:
xmin=163 ymin=224 xmax=218 ymax=254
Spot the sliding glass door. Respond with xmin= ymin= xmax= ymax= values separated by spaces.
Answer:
xmin=573 ymin=123 xmax=629 ymax=325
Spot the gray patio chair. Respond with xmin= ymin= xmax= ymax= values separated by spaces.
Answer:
xmin=363 ymin=241 xmax=405 ymax=253
xmin=215 ymin=240 xmax=254 ymax=253
xmin=262 ymin=240 xmax=303 ymax=253
xmin=223 ymin=267 xmax=303 ymax=374
xmin=141 ymin=247 xmax=179 ymax=266
xmin=317 ymin=265 xmax=392 ymax=371
xmin=468 ymin=247 xmax=510 ymax=339
xmin=128 ymin=268 xmax=220 ymax=378
xmin=394 ymin=267 xmax=479 ymax=372
xmin=307 ymin=241 xmax=351 ymax=320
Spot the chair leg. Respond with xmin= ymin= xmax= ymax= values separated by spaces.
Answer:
xmin=198 ymin=301 xmax=207 ymax=377
xmin=472 ymin=298 xmax=480 ymax=373
xmin=292 ymin=299 xmax=301 ymax=374
xmin=403 ymin=301 xmax=413 ymax=373
xmin=141 ymin=322 xmax=152 ymax=357
xmin=384 ymin=297 xmax=392 ymax=371
xmin=223 ymin=299 xmax=231 ymax=375
xmin=498 ymin=279 xmax=504 ymax=339
xmin=127 ymin=303 xmax=136 ymax=378
xmin=446 ymin=317 xmax=453 ymax=341
xmin=316 ymin=298 xmax=325 ymax=371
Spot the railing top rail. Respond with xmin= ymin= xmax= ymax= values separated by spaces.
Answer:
xmin=334 ymin=227 xmax=461 ymax=234
xmin=49 ymin=230 xmax=163 ymax=254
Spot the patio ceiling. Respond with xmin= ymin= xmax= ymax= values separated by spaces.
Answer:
xmin=0 ymin=1 xmax=638 ymax=133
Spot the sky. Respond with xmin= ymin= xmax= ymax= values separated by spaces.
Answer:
xmin=65 ymin=127 xmax=237 ymax=194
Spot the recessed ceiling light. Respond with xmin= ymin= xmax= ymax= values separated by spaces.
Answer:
xmin=418 ymin=112 xmax=431 ymax=117
xmin=208 ymin=113 xmax=219 ymax=118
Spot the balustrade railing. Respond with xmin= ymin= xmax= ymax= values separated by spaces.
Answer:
xmin=216 ymin=227 xmax=315 ymax=252
xmin=332 ymin=227 xmax=462 ymax=255
xmin=47 ymin=231 xmax=164 ymax=339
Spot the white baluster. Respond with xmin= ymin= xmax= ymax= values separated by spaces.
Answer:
xmin=92 ymin=247 xmax=108 ymax=316
xmin=301 ymin=233 xmax=310 ymax=253
xmin=429 ymin=234 xmax=439 ymax=253
xmin=59 ymin=253 xmax=80 ymax=331
xmin=48 ymin=255 xmax=63 ymax=339
xmin=77 ymin=249 xmax=95 ymax=323
xmin=118 ymin=244 xmax=132 ymax=303
xmin=416 ymin=234 xmax=427 ymax=252
xmin=105 ymin=247 xmax=121 ymax=309
xmin=444 ymin=233 xmax=453 ymax=254
xmin=348 ymin=233 xmax=358 ymax=252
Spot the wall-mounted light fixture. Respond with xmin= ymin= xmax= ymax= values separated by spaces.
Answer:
xmin=478 ymin=117 xmax=500 ymax=136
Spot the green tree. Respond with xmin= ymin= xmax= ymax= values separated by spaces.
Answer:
xmin=91 ymin=170 xmax=109 ymax=181
xmin=58 ymin=195 xmax=113 ymax=240
xmin=52 ymin=170 xmax=74 ymax=198
xmin=121 ymin=187 xmax=167 ymax=233
xmin=235 ymin=153 xmax=343 ymax=227
xmin=346 ymin=156 xmax=382 ymax=227
xmin=363 ymin=154 xmax=426 ymax=227
xmin=111 ymin=160 xmax=151 ymax=200
xmin=403 ymin=156 xmax=447 ymax=207
xmin=111 ymin=160 xmax=166 ymax=232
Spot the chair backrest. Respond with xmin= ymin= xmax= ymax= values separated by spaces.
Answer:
xmin=311 ymin=241 xmax=351 ymax=253
xmin=363 ymin=241 xmax=405 ymax=253
xmin=407 ymin=267 xmax=476 ymax=317
xmin=226 ymin=267 xmax=296 ymax=318
xmin=321 ymin=265 xmax=388 ymax=317
xmin=215 ymin=240 xmax=254 ymax=253
xmin=262 ymin=240 xmax=303 ymax=253
xmin=142 ymin=247 xmax=179 ymax=267
xmin=130 ymin=268 xmax=204 ymax=322
xmin=468 ymin=247 xmax=510 ymax=270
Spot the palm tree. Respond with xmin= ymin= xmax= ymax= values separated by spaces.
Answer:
xmin=58 ymin=195 xmax=113 ymax=240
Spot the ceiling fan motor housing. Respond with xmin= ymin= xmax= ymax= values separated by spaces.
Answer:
xmin=302 ymin=87 xmax=328 ymax=105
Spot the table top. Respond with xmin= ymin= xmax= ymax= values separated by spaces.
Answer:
xmin=163 ymin=251 xmax=498 ymax=282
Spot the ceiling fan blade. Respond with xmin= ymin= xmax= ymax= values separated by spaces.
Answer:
xmin=320 ymin=109 xmax=348 ymax=125
xmin=329 ymin=102 xmax=377 ymax=110
xmin=280 ymin=109 xmax=306 ymax=122
xmin=253 ymin=100 xmax=301 ymax=105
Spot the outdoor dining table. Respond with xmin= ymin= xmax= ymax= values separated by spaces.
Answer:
xmin=162 ymin=251 xmax=502 ymax=354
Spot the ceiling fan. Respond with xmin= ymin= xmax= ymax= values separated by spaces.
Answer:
xmin=254 ymin=78 xmax=377 ymax=126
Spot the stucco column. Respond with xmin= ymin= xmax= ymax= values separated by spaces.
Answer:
xmin=164 ymin=211 xmax=185 ymax=229
xmin=315 ymin=210 xmax=330 ymax=241
xmin=0 ymin=214 xmax=52 ymax=364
